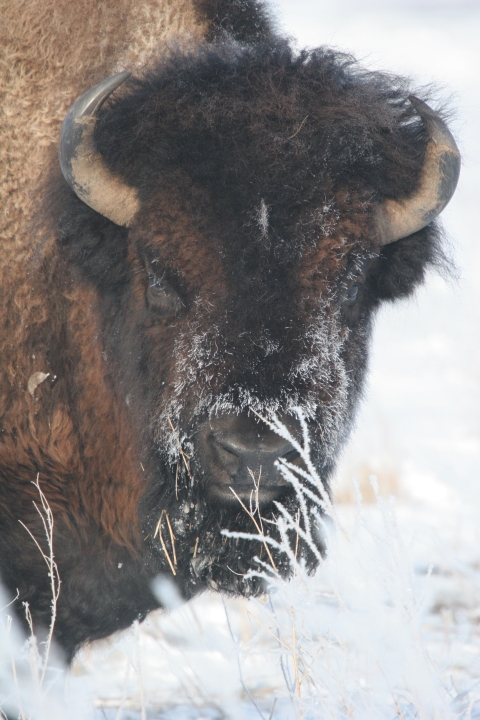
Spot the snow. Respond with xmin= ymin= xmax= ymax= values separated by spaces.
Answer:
xmin=71 ymin=499 xmax=480 ymax=719
xmin=2 ymin=1 xmax=480 ymax=718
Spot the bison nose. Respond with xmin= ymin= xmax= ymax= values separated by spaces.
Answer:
xmin=200 ymin=412 xmax=302 ymax=504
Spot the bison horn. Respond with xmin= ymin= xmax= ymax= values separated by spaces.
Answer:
xmin=375 ymin=96 xmax=460 ymax=246
xmin=59 ymin=72 xmax=140 ymax=227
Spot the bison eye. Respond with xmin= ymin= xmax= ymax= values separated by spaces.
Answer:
xmin=341 ymin=280 xmax=363 ymax=326
xmin=346 ymin=283 xmax=359 ymax=303
xmin=147 ymin=275 xmax=183 ymax=318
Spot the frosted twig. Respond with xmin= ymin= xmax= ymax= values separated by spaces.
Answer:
xmin=251 ymin=407 xmax=346 ymax=533
xmin=154 ymin=510 xmax=177 ymax=575
xmin=18 ymin=475 xmax=61 ymax=687
xmin=247 ymin=610 xmax=291 ymax=651
xmin=229 ymin=487 xmax=278 ymax=572
xmin=289 ymin=606 xmax=302 ymax=704
xmin=165 ymin=511 xmax=177 ymax=566
xmin=7 ymin=615 xmax=27 ymax=720
xmin=221 ymin=529 xmax=283 ymax=552
xmin=223 ymin=598 xmax=266 ymax=720
xmin=0 ymin=589 xmax=19 ymax=612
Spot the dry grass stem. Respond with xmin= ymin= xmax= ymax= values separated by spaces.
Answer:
xmin=223 ymin=599 xmax=265 ymax=720
xmin=229 ymin=486 xmax=278 ymax=572
xmin=7 ymin=616 xmax=27 ymax=720
xmin=290 ymin=606 xmax=302 ymax=704
xmin=394 ymin=696 xmax=406 ymax=720
xmin=249 ymin=407 xmax=343 ymax=530
xmin=285 ymin=115 xmax=309 ymax=141
xmin=268 ymin=698 xmax=277 ymax=720
xmin=18 ymin=475 xmax=61 ymax=686
xmin=246 ymin=610 xmax=290 ymax=651
xmin=159 ymin=533 xmax=176 ymax=575
xmin=165 ymin=511 xmax=177 ymax=566
xmin=154 ymin=510 xmax=177 ymax=576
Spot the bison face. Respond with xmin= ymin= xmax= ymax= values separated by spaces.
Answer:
xmin=55 ymin=42 xmax=457 ymax=595
xmin=107 ymin=187 xmax=376 ymax=487
xmin=75 ymin=184 xmax=378 ymax=592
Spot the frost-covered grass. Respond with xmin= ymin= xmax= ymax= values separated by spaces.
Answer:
xmin=74 ymin=417 xmax=480 ymax=720
xmin=2 ymin=413 xmax=480 ymax=719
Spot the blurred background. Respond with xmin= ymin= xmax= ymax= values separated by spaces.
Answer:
xmin=272 ymin=0 xmax=480 ymax=510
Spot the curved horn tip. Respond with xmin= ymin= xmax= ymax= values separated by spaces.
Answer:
xmin=59 ymin=71 xmax=132 ymax=184
xmin=375 ymin=96 xmax=460 ymax=246
xmin=408 ymin=95 xmax=460 ymax=156
xmin=408 ymin=95 xmax=438 ymax=120
xmin=76 ymin=71 xmax=132 ymax=117
xmin=59 ymin=71 xmax=139 ymax=228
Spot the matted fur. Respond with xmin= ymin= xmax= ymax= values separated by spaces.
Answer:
xmin=0 ymin=0 xmax=207 ymax=477
xmin=0 ymin=0 xmax=208 ymax=656
xmin=0 ymin=0 xmax=453 ymax=660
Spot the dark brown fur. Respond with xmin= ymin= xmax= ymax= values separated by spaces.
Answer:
xmin=0 ymin=1 xmax=450 ymax=660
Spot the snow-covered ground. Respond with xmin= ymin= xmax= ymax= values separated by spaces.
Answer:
xmin=2 ymin=1 xmax=479 ymax=718
xmin=3 ymin=494 xmax=480 ymax=719
xmin=75 ymin=499 xmax=480 ymax=720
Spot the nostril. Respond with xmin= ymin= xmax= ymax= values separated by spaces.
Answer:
xmin=209 ymin=435 xmax=240 ymax=475
xmin=199 ymin=411 xmax=305 ymax=502
xmin=213 ymin=436 xmax=241 ymax=457
xmin=282 ymin=447 xmax=300 ymax=464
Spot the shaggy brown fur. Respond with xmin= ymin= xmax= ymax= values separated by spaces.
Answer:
xmin=0 ymin=0 xmax=453 ymax=661
xmin=0 ymin=0 xmax=283 ymax=660
xmin=0 ymin=1 xmax=211 ymax=541
xmin=0 ymin=0 xmax=211 ymax=650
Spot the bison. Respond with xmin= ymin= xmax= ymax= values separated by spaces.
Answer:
xmin=0 ymin=0 xmax=460 ymax=661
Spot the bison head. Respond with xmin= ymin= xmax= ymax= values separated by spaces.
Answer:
xmin=55 ymin=42 xmax=459 ymax=596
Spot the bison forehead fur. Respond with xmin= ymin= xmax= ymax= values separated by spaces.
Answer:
xmin=57 ymin=41 xmax=443 ymax=469
xmin=0 ymin=1 xmax=452 ymax=661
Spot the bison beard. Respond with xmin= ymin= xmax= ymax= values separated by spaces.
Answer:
xmin=0 ymin=1 xmax=459 ymax=661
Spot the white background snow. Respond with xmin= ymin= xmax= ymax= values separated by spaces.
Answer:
xmin=1 ymin=1 xmax=479 ymax=718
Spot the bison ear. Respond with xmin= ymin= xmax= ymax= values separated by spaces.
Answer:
xmin=374 ymin=96 xmax=460 ymax=246
xmin=59 ymin=72 xmax=140 ymax=227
